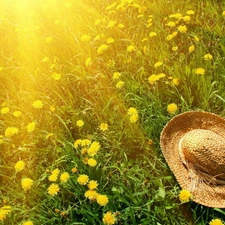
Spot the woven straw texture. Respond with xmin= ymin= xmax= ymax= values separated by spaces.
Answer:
xmin=160 ymin=111 xmax=225 ymax=208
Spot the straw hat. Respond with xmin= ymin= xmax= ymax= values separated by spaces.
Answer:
xmin=160 ymin=111 xmax=225 ymax=208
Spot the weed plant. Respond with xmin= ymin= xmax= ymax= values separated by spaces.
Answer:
xmin=0 ymin=0 xmax=225 ymax=224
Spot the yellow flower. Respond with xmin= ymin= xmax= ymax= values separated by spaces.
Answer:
xmin=85 ymin=57 xmax=92 ymax=67
xmin=52 ymin=72 xmax=61 ymax=80
xmin=209 ymin=218 xmax=224 ymax=225
xmin=76 ymin=120 xmax=84 ymax=127
xmin=107 ymin=20 xmax=116 ymax=28
xmin=172 ymin=78 xmax=179 ymax=86
xmin=27 ymin=122 xmax=36 ymax=133
xmin=88 ymin=180 xmax=98 ymax=190
xmin=14 ymin=160 xmax=25 ymax=172
xmin=74 ymin=139 xmax=82 ymax=148
xmin=116 ymin=81 xmax=124 ymax=89
xmin=60 ymin=172 xmax=70 ymax=183
xmin=188 ymin=45 xmax=195 ymax=53
xmin=149 ymin=32 xmax=157 ymax=37
xmin=179 ymin=189 xmax=192 ymax=203
xmin=167 ymin=103 xmax=178 ymax=114
xmin=194 ymin=35 xmax=199 ymax=42
xmin=128 ymin=107 xmax=138 ymax=116
xmin=130 ymin=114 xmax=139 ymax=123
xmin=186 ymin=10 xmax=194 ymax=15
xmin=148 ymin=73 xmax=165 ymax=85
xmin=52 ymin=168 xmax=60 ymax=176
xmin=48 ymin=174 xmax=58 ymax=182
xmin=1 ymin=107 xmax=9 ymax=114
xmin=172 ymin=46 xmax=178 ymax=51
xmin=103 ymin=211 xmax=116 ymax=225
xmin=87 ymin=141 xmax=101 ymax=156
xmin=32 ymin=100 xmax=43 ymax=109
xmin=181 ymin=15 xmax=191 ymax=22
xmin=21 ymin=178 xmax=34 ymax=191
xmin=13 ymin=110 xmax=22 ymax=117
xmin=22 ymin=221 xmax=34 ymax=225
xmin=127 ymin=45 xmax=135 ymax=52
xmin=178 ymin=25 xmax=187 ymax=33
xmin=112 ymin=72 xmax=121 ymax=80
xmin=0 ymin=206 xmax=11 ymax=221
xmin=204 ymin=53 xmax=213 ymax=60
xmin=77 ymin=174 xmax=89 ymax=185
xmin=166 ymin=34 xmax=173 ymax=41
xmin=48 ymin=183 xmax=60 ymax=196
xmin=81 ymin=34 xmax=91 ymax=42
xmin=97 ymin=44 xmax=109 ymax=54
xmin=97 ymin=194 xmax=109 ymax=206
xmin=222 ymin=11 xmax=225 ymax=16
xmin=5 ymin=127 xmax=19 ymax=137
xmin=118 ymin=23 xmax=125 ymax=28
xmin=84 ymin=189 xmax=99 ymax=200
xmin=166 ymin=21 xmax=176 ymax=27
xmin=154 ymin=61 xmax=163 ymax=67
xmin=99 ymin=123 xmax=108 ymax=131
xmin=71 ymin=167 xmax=78 ymax=173
xmin=195 ymin=68 xmax=205 ymax=75
xmin=88 ymin=158 xmax=97 ymax=167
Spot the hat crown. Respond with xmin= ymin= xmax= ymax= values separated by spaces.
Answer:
xmin=181 ymin=129 xmax=225 ymax=179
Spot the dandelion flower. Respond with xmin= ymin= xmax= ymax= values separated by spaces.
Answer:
xmin=52 ymin=72 xmax=61 ymax=80
xmin=154 ymin=61 xmax=163 ymax=68
xmin=204 ymin=53 xmax=213 ymax=60
xmin=85 ymin=189 xmax=99 ymax=200
xmin=222 ymin=11 xmax=225 ymax=16
xmin=188 ymin=45 xmax=195 ymax=53
xmin=48 ymin=183 xmax=60 ymax=196
xmin=13 ymin=110 xmax=22 ymax=117
xmin=166 ymin=21 xmax=176 ymax=27
xmin=88 ymin=158 xmax=97 ymax=167
xmin=172 ymin=78 xmax=179 ymax=86
xmin=186 ymin=10 xmax=194 ymax=15
xmin=0 ymin=206 xmax=11 ymax=221
xmin=85 ymin=57 xmax=92 ymax=67
xmin=32 ymin=100 xmax=43 ymax=109
xmin=97 ymin=44 xmax=109 ymax=54
xmin=74 ymin=139 xmax=82 ymax=148
xmin=76 ymin=120 xmax=84 ymax=127
xmin=14 ymin=160 xmax=25 ymax=172
xmin=21 ymin=178 xmax=34 ymax=191
xmin=27 ymin=122 xmax=36 ymax=133
xmin=127 ymin=107 xmax=138 ymax=116
xmin=116 ymin=81 xmax=124 ymax=89
xmin=112 ymin=72 xmax=121 ymax=80
xmin=107 ymin=20 xmax=116 ymax=28
xmin=81 ymin=34 xmax=91 ymax=42
xmin=48 ymin=174 xmax=58 ymax=182
xmin=167 ymin=103 xmax=178 ymax=114
xmin=107 ymin=37 xmax=115 ymax=44
xmin=71 ymin=167 xmax=78 ymax=173
xmin=149 ymin=32 xmax=157 ymax=37
xmin=178 ymin=25 xmax=187 ymax=33
xmin=1 ymin=107 xmax=9 ymax=114
xmin=179 ymin=189 xmax=192 ymax=203
xmin=88 ymin=180 xmax=98 ymax=190
xmin=87 ymin=141 xmax=101 ymax=156
xmin=22 ymin=221 xmax=33 ymax=225
xmin=77 ymin=174 xmax=89 ymax=185
xmin=5 ymin=127 xmax=19 ymax=137
xmin=182 ymin=15 xmax=191 ymax=22
xmin=127 ymin=45 xmax=135 ymax=52
xmin=99 ymin=123 xmax=108 ymax=131
xmin=60 ymin=172 xmax=70 ymax=183
xmin=130 ymin=114 xmax=139 ymax=123
xmin=209 ymin=218 xmax=224 ymax=225
xmin=103 ymin=211 xmax=116 ymax=225
xmin=195 ymin=68 xmax=205 ymax=75
xmin=52 ymin=168 xmax=60 ymax=176
xmin=172 ymin=46 xmax=178 ymax=51
xmin=97 ymin=194 xmax=109 ymax=206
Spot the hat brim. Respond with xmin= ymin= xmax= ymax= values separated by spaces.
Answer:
xmin=160 ymin=111 xmax=225 ymax=208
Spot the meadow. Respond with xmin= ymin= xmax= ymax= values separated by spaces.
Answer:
xmin=0 ymin=0 xmax=225 ymax=224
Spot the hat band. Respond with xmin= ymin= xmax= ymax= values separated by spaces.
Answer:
xmin=178 ymin=137 xmax=225 ymax=185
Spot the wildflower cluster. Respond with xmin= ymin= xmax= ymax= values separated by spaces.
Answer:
xmin=127 ymin=107 xmax=139 ymax=123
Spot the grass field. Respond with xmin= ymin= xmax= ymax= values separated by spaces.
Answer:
xmin=0 ymin=0 xmax=225 ymax=224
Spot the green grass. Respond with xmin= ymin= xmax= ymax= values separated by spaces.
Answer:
xmin=0 ymin=0 xmax=225 ymax=224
